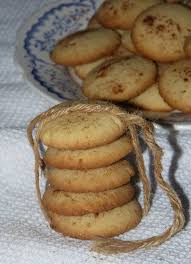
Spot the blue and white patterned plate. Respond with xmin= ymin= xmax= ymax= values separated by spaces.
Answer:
xmin=15 ymin=0 xmax=103 ymax=102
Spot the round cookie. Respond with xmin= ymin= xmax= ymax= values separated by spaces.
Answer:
xmin=96 ymin=0 xmax=162 ymax=30
xmin=159 ymin=59 xmax=191 ymax=112
xmin=44 ymin=135 xmax=133 ymax=169
xmin=50 ymin=28 xmax=121 ymax=66
xmin=74 ymin=46 xmax=132 ymax=80
xmin=43 ymin=184 xmax=135 ymax=216
xmin=129 ymin=82 xmax=173 ymax=112
xmin=45 ymin=160 xmax=134 ymax=192
xmin=40 ymin=112 xmax=126 ymax=150
xmin=48 ymin=200 xmax=142 ymax=240
xmin=120 ymin=30 xmax=138 ymax=53
xmin=184 ymin=36 xmax=191 ymax=58
xmin=83 ymin=56 xmax=157 ymax=101
xmin=132 ymin=3 xmax=191 ymax=62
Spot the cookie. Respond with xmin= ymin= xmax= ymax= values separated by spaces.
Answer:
xmin=43 ymin=184 xmax=135 ymax=216
xmin=40 ymin=112 xmax=126 ymax=150
xmin=129 ymin=82 xmax=173 ymax=112
xmin=159 ymin=59 xmax=191 ymax=112
xmin=96 ymin=0 xmax=161 ymax=30
xmin=74 ymin=46 xmax=132 ymax=80
xmin=44 ymin=135 xmax=133 ymax=169
xmin=45 ymin=160 xmax=134 ymax=192
xmin=50 ymin=28 xmax=121 ymax=66
xmin=47 ymin=199 xmax=142 ymax=240
xmin=132 ymin=3 xmax=191 ymax=62
xmin=184 ymin=36 xmax=191 ymax=58
xmin=120 ymin=30 xmax=138 ymax=53
xmin=83 ymin=56 xmax=157 ymax=101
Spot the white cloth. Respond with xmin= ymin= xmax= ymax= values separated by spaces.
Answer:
xmin=0 ymin=1 xmax=191 ymax=263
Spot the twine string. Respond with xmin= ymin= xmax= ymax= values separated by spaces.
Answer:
xmin=27 ymin=101 xmax=185 ymax=255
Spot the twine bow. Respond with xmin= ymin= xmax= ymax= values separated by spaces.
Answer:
xmin=27 ymin=100 xmax=185 ymax=255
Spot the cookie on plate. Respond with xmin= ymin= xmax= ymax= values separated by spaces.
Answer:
xmin=40 ymin=112 xmax=126 ymax=150
xmin=45 ymin=160 xmax=134 ymax=192
xmin=44 ymin=135 xmax=133 ymax=169
xmin=96 ymin=0 xmax=162 ymax=30
xmin=43 ymin=184 xmax=135 ymax=216
xmin=132 ymin=3 xmax=191 ymax=62
xmin=129 ymin=82 xmax=173 ymax=112
xmin=159 ymin=59 xmax=191 ymax=112
xmin=50 ymin=28 xmax=121 ymax=66
xmin=47 ymin=199 xmax=142 ymax=240
xmin=83 ymin=56 xmax=157 ymax=101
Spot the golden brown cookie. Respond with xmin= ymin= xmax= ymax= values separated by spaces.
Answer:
xmin=47 ymin=199 xmax=142 ymax=240
xmin=96 ymin=0 xmax=162 ymax=30
xmin=129 ymin=82 xmax=173 ymax=112
xmin=40 ymin=112 xmax=126 ymax=150
xmin=132 ymin=3 xmax=191 ymax=62
xmin=83 ymin=56 xmax=157 ymax=101
xmin=50 ymin=28 xmax=121 ymax=66
xmin=45 ymin=160 xmax=134 ymax=192
xmin=159 ymin=59 xmax=191 ymax=112
xmin=44 ymin=135 xmax=133 ymax=169
xmin=43 ymin=184 xmax=135 ymax=216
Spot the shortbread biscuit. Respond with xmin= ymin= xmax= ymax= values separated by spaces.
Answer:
xmin=74 ymin=46 xmax=132 ymax=79
xmin=159 ymin=59 xmax=191 ymax=112
xmin=43 ymin=184 xmax=135 ymax=216
xmin=45 ymin=160 xmax=134 ymax=192
xmin=44 ymin=135 xmax=133 ymax=169
xmin=50 ymin=28 xmax=121 ymax=66
xmin=132 ymin=3 xmax=191 ymax=62
xmin=40 ymin=112 xmax=126 ymax=150
xmin=129 ymin=83 xmax=172 ymax=112
xmin=48 ymin=200 xmax=142 ymax=240
xmin=83 ymin=56 xmax=157 ymax=101
xmin=96 ymin=0 xmax=161 ymax=30
xmin=120 ymin=30 xmax=137 ymax=53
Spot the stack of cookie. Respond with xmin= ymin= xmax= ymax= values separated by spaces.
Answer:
xmin=50 ymin=0 xmax=191 ymax=114
xmin=39 ymin=111 xmax=142 ymax=239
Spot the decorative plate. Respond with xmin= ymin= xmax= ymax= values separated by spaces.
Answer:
xmin=15 ymin=0 xmax=191 ymax=127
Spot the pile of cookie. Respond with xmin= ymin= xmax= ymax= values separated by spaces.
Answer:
xmin=40 ymin=111 xmax=142 ymax=239
xmin=50 ymin=0 xmax=191 ymax=114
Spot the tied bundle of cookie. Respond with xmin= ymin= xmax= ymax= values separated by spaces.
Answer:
xmin=28 ymin=101 xmax=185 ymax=254
xmin=50 ymin=0 xmax=191 ymax=115
xmin=39 ymin=110 xmax=142 ymax=240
